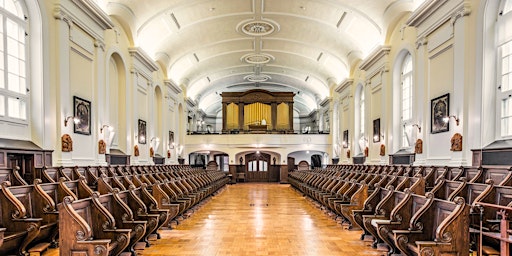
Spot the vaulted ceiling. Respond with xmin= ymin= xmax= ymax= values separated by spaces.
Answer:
xmin=96 ymin=0 xmax=425 ymax=116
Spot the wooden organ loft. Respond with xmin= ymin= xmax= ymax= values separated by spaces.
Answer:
xmin=221 ymin=89 xmax=295 ymax=134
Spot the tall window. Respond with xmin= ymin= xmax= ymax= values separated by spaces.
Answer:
xmin=401 ymin=53 xmax=413 ymax=147
xmin=356 ymin=85 xmax=366 ymax=153
xmin=0 ymin=0 xmax=27 ymax=123
xmin=498 ymin=0 xmax=512 ymax=137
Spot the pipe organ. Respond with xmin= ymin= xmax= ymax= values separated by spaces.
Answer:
xmin=221 ymin=89 xmax=295 ymax=133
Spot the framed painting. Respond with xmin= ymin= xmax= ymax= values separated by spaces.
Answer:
xmin=373 ymin=118 xmax=381 ymax=143
xmin=138 ymin=119 xmax=147 ymax=144
xmin=343 ymin=130 xmax=349 ymax=148
xmin=73 ymin=96 xmax=91 ymax=135
xmin=169 ymin=131 xmax=174 ymax=149
xmin=431 ymin=93 xmax=449 ymax=134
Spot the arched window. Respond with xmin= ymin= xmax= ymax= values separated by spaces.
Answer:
xmin=355 ymin=85 xmax=366 ymax=154
xmin=0 ymin=0 xmax=27 ymax=123
xmin=497 ymin=0 xmax=512 ymax=137
xmin=401 ymin=53 xmax=413 ymax=147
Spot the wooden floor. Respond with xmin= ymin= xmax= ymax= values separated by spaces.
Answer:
xmin=45 ymin=183 xmax=382 ymax=256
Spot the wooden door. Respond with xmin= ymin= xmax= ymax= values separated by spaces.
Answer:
xmin=245 ymin=152 xmax=270 ymax=182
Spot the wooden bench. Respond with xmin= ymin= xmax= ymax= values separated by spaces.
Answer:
xmin=0 ymin=180 xmax=59 ymax=255
xmin=58 ymin=193 xmax=132 ymax=256
xmin=96 ymin=190 xmax=147 ymax=254
xmin=392 ymin=195 xmax=469 ymax=256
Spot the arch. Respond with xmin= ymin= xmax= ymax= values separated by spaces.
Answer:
xmin=392 ymin=49 xmax=414 ymax=152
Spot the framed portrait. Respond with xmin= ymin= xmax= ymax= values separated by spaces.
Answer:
xmin=169 ymin=131 xmax=174 ymax=149
xmin=343 ymin=130 xmax=349 ymax=148
xmin=373 ymin=118 xmax=381 ymax=143
xmin=138 ymin=119 xmax=147 ymax=144
xmin=431 ymin=93 xmax=450 ymax=134
xmin=73 ymin=96 xmax=91 ymax=135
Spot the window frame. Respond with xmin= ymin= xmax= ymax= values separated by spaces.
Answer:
xmin=0 ymin=0 xmax=29 ymax=125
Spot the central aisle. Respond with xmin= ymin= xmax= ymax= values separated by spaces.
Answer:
xmin=140 ymin=183 xmax=381 ymax=256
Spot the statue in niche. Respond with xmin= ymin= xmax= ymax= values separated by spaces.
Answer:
xmin=415 ymin=139 xmax=423 ymax=154
xmin=273 ymin=157 xmax=276 ymax=165
xmin=150 ymin=147 xmax=154 ymax=157
xmin=451 ymin=133 xmax=463 ymax=151
xmin=380 ymin=144 xmax=385 ymax=156
xmin=346 ymin=149 xmax=351 ymax=158
xmin=62 ymin=134 xmax=73 ymax=152
xmin=134 ymin=145 xmax=139 ymax=157
xmin=98 ymin=140 xmax=106 ymax=154
xmin=364 ymin=147 xmax=369 ymax=157
xmin=239 ymin=156 xmax=243 ymax=165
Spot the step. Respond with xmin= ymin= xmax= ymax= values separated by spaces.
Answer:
xmin=134 ymin=242 xmax=146 ymax=251
xmin=28 ymin=242 xmax=51 ymax=256
xmin=482 ymin=245 xmax=500 ymax=256
xmin=148 ymin=234 xmax=158 ymax=241
xmin=376 ymin=243 xmax=390 ymax=252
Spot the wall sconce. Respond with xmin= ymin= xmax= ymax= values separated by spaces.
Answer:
xmin=412 ymin=124 xmax=421 ymax=133
xmin=100 ymin=125 xmax=114 ymax=133
xmin=150 ymin=137 xmax=160 ymax=143
xmin=64 ymin=116 xmax=80 ymax=127
xmin=443 ymin=115 xmax=460 ymax=126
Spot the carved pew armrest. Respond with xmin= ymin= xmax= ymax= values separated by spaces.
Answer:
xmin=393 ymin=229 xmax=425 ymax=244
xmin=13 ymin=217 xmax=43 ymax=223
xmin=103 ymin=228 xmax=132 ymax=234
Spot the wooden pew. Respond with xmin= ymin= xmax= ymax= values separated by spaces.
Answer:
xmin=0 ymin=180 xmax=58 ymax=256
xmin=58 ymin=193 xmax=132 ymax=256
xmin=97 ymin=190 xmax=147 ymax=254
xmin=392 ymin=195 xmax=469 ymax=256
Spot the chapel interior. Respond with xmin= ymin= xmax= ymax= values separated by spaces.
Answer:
xmin=0 ymin=0 xmax=511 ymax=255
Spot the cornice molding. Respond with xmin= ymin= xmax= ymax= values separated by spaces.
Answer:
xmin=335 ymin=79 xmax=354 ymax=93
xmin=129 ymin=47 xmax=159 ymax=73
xmin=359 ymin=46 xmax=391 ymax=72
xmin=186 ymin=98 xmax=197 ymax=108
xmin=320 ymin=98 xmax=331 ymax=108
xmin=70 ymin=0 xmax=114 ymax=30
xmin=406 ymin=0 xmax=450 ymax=27
xmin=164 ymin=80 xmax=183 ymax=94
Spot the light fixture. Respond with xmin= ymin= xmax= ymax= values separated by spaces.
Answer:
xmin=150 ymin=137 xmax=160 ymax=143
xmin=100 ymin=125 xmax=114 ymax=133
xmin=64 ymin=116 xmax=80 ymax=127
xmin=443 ymin=115 xmax=460 ymax=126
xmin=412 ymin=124 xmax=421 ymax=133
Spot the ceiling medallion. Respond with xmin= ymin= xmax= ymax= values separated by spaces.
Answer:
xmin=237 ymin=20 xmax=279 ymax=36
xmin=244 ymin=74 xmax=271 ymax=82
xmin=242 ymin=53 xmax=275 ymax=64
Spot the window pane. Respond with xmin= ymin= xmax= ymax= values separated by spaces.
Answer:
xmin=0 ymin=95 xmax=4 ymax=116
xmin=502 ymin=98 xmax=512 ymax=136
xmin=7 ymin=96 xmax=25 ymax=119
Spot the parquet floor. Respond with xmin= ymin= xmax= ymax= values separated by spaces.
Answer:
xmin=45 ymin=183 xmax=382 ymax=256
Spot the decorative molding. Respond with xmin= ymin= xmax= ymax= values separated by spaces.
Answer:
xmin=242 ymin=53 xmax=275 ymax=64
xmin=53 ymin=3 xmax=108 ymax=43
xmin=129 ymin=47 xmax=159 ymax=73
xmin=450 ymin=2 xmax=471 ymax=26
xmin=244 ymin=74 xmax=271 ymax=82
xmin=359 ymin=46 xmax=391 ymax=72
xmin=406 ymin=0 xmax=470 ymax=39
xmin=237 ymin=19 xmax=279 ymax=36
xmin=406 ymin=0 xmax=450 ymax=27
xmin=94 ymin=39 xmax=105 ymax=51
xmin=320 ymin=98 xmax=331 ymax=108
xmin=164 ymin=80 xmax=183 ymax=94
xmin=335 ymin=79 xmax=354 ymax=93
xmin=186 ymin=98 xmax=197 ymax=108
xmin=416 ymin=37 xmax=428 ymax=49
xmin=70 ymin=0 xmax=114 ymax=30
